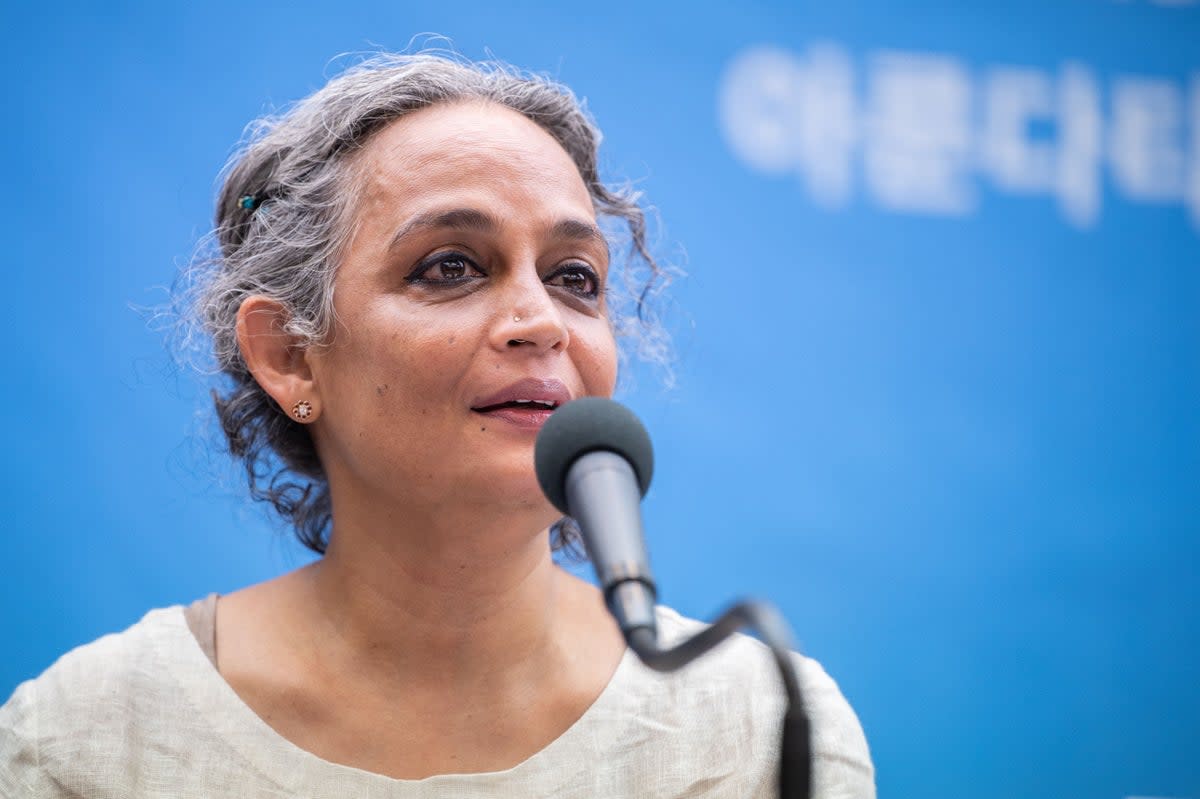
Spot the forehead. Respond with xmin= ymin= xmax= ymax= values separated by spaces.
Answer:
xmin=352 ymin=100 xmax=594 ymax=218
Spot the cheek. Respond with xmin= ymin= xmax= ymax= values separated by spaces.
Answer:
xmin=379 ymin=328 xmax=470 ymax=410
xmin=332 ymin=304 xmax=474 ymax=419
xmin=575 ymin=321 xmax=619 ymax=396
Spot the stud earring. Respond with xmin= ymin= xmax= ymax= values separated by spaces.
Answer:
xmin=514 ymin=314 xmax=522 ymax=322
xmin=291 ymin=400 xmax=313 ymax=421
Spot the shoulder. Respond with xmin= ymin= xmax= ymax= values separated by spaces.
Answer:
xmin=0 ymin=606 xmax=205 ymax=797
xmin=644 ymin=605 xmax=876 ymax=797
xmin=3 ymin=606 xmax=189 ymax=729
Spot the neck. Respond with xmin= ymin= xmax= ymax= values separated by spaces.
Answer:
xmin=303 ymin=497 xmax=575 ymax=694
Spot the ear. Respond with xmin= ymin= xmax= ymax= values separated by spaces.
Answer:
xmin=236 ymin=296 xmax=319 ymax=421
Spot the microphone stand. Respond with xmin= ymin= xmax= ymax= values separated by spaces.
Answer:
xmin=613 ymin=585 xmax=812 ymax=799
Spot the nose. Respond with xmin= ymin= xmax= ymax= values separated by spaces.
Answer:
xmin=490 ymin=272 xmax=570 ymax=354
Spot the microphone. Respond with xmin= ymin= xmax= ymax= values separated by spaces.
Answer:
xmin=536 ymin=397 xmax=814 ymax=799
xmin=534 ymin=397 xmax=658 ymax=640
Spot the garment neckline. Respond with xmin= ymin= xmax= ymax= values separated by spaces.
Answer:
xmin=150 ymin=604 xmax=637 ymax=795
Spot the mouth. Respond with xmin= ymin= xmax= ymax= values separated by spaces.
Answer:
xmin=470 ymin=378 xmax=571 ymax=429
xmin=472 ymin=398 xmax=561 ymax=413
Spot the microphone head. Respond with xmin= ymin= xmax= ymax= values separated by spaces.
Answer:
xmin=535 ymin=397 xmax=654 ymax=515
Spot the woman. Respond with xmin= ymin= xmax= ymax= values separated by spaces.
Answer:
xmin=1 ymin=53 xmax=874 ymax=797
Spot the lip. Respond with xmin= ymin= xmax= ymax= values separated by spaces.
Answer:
xmin=470 ymin=377 xmax=573 ymax=413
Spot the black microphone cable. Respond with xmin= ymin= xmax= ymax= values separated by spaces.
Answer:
xmin=622 ymin=597 xmax=811 ymax=799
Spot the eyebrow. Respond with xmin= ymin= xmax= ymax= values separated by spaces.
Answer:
xmin=388 ymin=208 xmax=495 ymax=252
xmin=387 ymin=207 xmax=607 ymax=252
xmin=548 ymin=218 xmax=608 ymax=249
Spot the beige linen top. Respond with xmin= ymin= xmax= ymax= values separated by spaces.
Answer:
xmin=1 ymin=598 xmax=874 ymax=798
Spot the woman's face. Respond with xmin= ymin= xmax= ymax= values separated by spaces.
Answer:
xmin=308 ymin=100 xmax=618 ymax=519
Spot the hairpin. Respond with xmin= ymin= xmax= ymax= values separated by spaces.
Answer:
xmin=238 ymin=194 xmax=262 ymax=211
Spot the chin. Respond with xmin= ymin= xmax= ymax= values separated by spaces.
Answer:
xmin=458 ymin=453 xmax=545 ymax=502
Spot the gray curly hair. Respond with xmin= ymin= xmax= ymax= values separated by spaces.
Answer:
xmin=185 ymin=52 xmax=671 ymax=555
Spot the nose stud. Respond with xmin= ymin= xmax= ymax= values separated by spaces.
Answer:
xmin=514 ymin=315 xmax=522 ymax=322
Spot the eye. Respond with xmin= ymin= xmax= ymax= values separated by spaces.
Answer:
xmin=406 ymin=251 xmax=486 ymax=284
xmin=546 ymin=263 xmax=601 ymax=298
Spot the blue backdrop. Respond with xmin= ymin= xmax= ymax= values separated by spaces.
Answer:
xmin=3 ymin=3 xmax=1197 ymax=798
